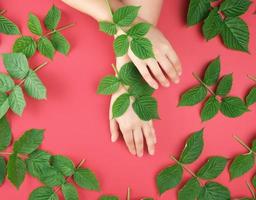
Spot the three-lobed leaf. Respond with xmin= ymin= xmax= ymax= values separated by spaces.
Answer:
xmin=13 ymin=36 xmax=37 ymax=58
xmin=28 ymin=13 xmax=42 ymax=36
xmin=203 ymin=57 xmax=221 ymax=86
xmin=8 ymin=86 xmax=26 ymax=116
xmin=220 ymin=0 xmax=251 ymax=17
xmin=179 ymin=85 xmax=207 ymax=106
xmin=0 ymin=15 xmax=20 ymax=35
xmin=44 ymin=5 xmax=61 ymax=30
xmin=178 ymin=178 xmax=201 ymax=200
xmin=51 ymin=155 xmax=75 ymax=176
xmin=113 ymin=6 xmax=140 ymax=27
xmin=216 ymin=74 xmax=233 ymax=96
xmin=198 ymin=182 xmax=230 ymax=200
xmin=97 ymin=76 xmax=120 ymax=95
xmin=246 ymin=87 xmax=256 ymax=106
xmin=0 ymin=116 xmax=12 ymax=151
xmin=50 ymin=31 xmax=70 ymax=55
xmin=201 ymin=96 xmax=220 ymax=121
xmin=0 ymin=157 xmax=6 ymax=185
xmin=130 ymin=37 xmax=154 ymax=59
xmin=29 ymin=186 xmax=58 ymax=200
xmin=38 ymin=36 xmax=55 ymax=59
xmin=112 ymin=93 xmax=130 ymax=118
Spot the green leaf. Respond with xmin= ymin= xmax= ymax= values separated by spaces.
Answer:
xmin=246 ymin=87 xmax=256 ymax=106
xmin=51 ymin=155 xmax=75 ymax=176
xmin=198 ymin=182 xmax=230 ymax=200
xmin=0 ymin=93 xmax=9 ymax=119
xmin=179 ymin=85 xmax=207 ymax=106
xmin=97 ymin=76 xmax=120 ymax=95
xmin=118 ymin=62 xmax=142 ymax=85
xmin=187 ymin=0 xmax=211 ymax=26
xmin=132 ymin=96 xmax=158 ymax=121
xmin=26 ymin=150 xmax=51 ymax=177
xmin=73 ymin=168 xmax=100 ymax=191
xmin=0 ymin=73 xmax=15 ymax=93
xmin=44 ymin=5 xmax=61 ymax=30
xmin=178 ymin=178 xmax=201 ymax=200
xmin=62 ymin=183 xmax=79 ymax=200
xmin=14 ymin=129 xmax=44 ymax=154
xmin=38 ymin=166 xmax=65 ymax=187
xmin=50 ymin=31 xmax=70 ymax=55
xmin=113 ymin=6 xmax=140 ymax=26
xmin=252 ymin=175 xmax=256 ymax=189
xmin=99 ymin=196 xmax=119 ymax=200
xmin=113 ymin=34 xmax=129 ymax=57
xmin=229 ymin=153 xmax=254 ymax=179
xmin=0 ymin=15 xmax=20 ymax=35
xmin=216 ymin=74 xmax=233 ymax=96
xmin=221 ymin=17 xmax=249 ymax=52
xmin=201 ymin=96 xmax=220 ymax=121
xmin=130 ymin=37 xmax=154 ymax=59
xmin=8 ymin=86 xmax=26 ymax=116
xmin=0 ymin=116 xmax=11 ymax=151
xmin=220 ymin=0 xmax=251 ymax=17
xmin=202 ymin=8 xmax=223 ymax=40
xmin=220 ymin=96 xmax=248 ymax=118
xmin=28 ymin=13 xmax=42 ymax=36
xmin=2 ymin=53 xmax=29 ymax=79
xmin=156 ymin=164 xmax=183 ymax=195
xmin=7 ymin=153 xmax=26 ymax=188
xmin=127 ymin=23 xmax=151 ymax=38
xmin=99 ymin=21 xmax=117 ymax=35
xmin=203 ymin=57 xmax=221 ymax=86
xmin=24 ymin=70 xmax=47 ymax=100
xmin=29 ymin=186 xmax=58 ymax=200
xmin=128 ymin=82 xmax=154 ymax=97
xmin=251 ymin=140 xmax=256 ymax=152
xmin=112 ymin=93 xmax=130 ymax=118
xmin=13 ymin=36 xmax=37 ymax=58
xmin=38 ymin=37 xmax=55 ymax=59
xmin=0 ymin=157 xmax=6 ymax=185
xmin=179 ymin=129 xmax=204 ymax=164
xmin=197 ymin=156 xmax=227 ymax=179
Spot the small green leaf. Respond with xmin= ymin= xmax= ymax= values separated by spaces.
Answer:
xmin=51 ymin=155 xmax=75 ymax=176
xmin=13 ymin=36 xmax=37 ymax=58
xmin=99 ymin=196 xmax=119 ymax=200
xmin=187 ymin=0 xmax=211 ymax=26
xmin=179 ymin=129 xmax=204 ymax=164
xmin=220 ymin=0 xmax=251 ymax=17
xmin=130 ymin=37 xmax=154 ymax=59
xmin=229 ymin=153 xmax=254 ymax=179
xmin=127 ymin=23 xmax=151 ymax=37
xmin=0 ymin=15 xmax=20 ymax=35
xmin=178 ymin=178 xmax=201 ymax=200
xmin=252 ymin=175 xmax=256 ymax=188
xmin=221 ymin=17 xmax=249 ymax=52
xmin=28 ymin=13 xmax=42 ymax=36
xmin=118 ymin=62 xmax=142 ymax=85
xmin=113 ymin=6 xmax=140 ymax=26
xmin=156 ymin=164 xmax=183 ymax=195
xmin=203 ymin=57 xmax=221 ymax=86
xmin=0 ymin=116 xmax=12 ymax=151
xmin=114 ymin=34 xmax=129 ymax=57
xmin=14 ymin=129 xmax=44 ymax=154
xmin=179 ymin=85 xmax=207 ymax=106
xmin=38 ymin=36 xmax=55 ymax=59
xmin=24 ymin=70 xmax=47 ymax=100
xmin=0 ymin=157 xmax=6 ymax=185
xmin=112 ymin=93 xmax=130 ymax=118
xmin=216 ymin=74 xmax=233 ymax=96
xmin=220 ymin=96 xmax=248 ymax=118
xmin=198 ymin=182 xmax=230 ymax=200
xmin=7 ymin=153 xmax=26 ymax=189
xmin=44 ymin=5 xmax=61 ymax=30
xmin=201 ymin=96 xmax=220 ymax=121
xmin=99 ymin=21 xmax=117 ymax=35
xmin=50 ymin=31 xmax=70 ymax=55
xmin=2 ymin=53 xmax=29 ymax=79
xmin=29 ymin=186 xmax=58 ymax=200
xmin=62 ymin=183 xmax=79 ymax=200
xmin=202 ymin=8 xmax=223 ymax=40
xmin=132 ymin=96 xmax=159 ymax=121
xmin=246 ymin=87 xmax=256 ymax=106
xmin=197 ymin=156 xmax=227 ymax=179
xmin=8 ymin=86 xmax=26 ymax=116
xmin=73 ymin=168 xmax=100 ymax=191
xmin=0 ymin=93 xmax=9 ymax=119
xmin=0 ymin=73 xmax=15 ymax=93
xmin=97 ymin=76 xmax=120 ymax=95
xmin=38 ymin=166 xmax=65 ymax=187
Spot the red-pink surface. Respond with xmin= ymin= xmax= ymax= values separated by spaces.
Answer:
xmin=0 ymin=0 xmax=256 ymax=199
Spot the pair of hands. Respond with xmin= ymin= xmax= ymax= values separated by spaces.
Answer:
xmin=109 ymin=25 xmax=182 ymax=157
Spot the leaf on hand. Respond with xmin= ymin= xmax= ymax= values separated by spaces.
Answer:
xmin=178 ymin=178 xmax=201 ymax=200
xmin=50 ymin=31 xmax=70 ymax=55
xmin=118 ymin=62 xmax=142 ymax=85
xmin=99 ymin=21 xmax=117 ymax=36
xmin=114 ymin=34 xmax=129 ymax=57
xmin=28 ymin=13 xmax=42 ymax=36
xmin=0 ymin=93 xmax=9 ymax=119
xmin=62 ymin=183 xmax=79 ymax=200
xmin=13 ymin=36 xmax=37 ymax=58
xmin=0 ymin=116 xmax=12 ymax=151
xmin=130 ymin=37 xmax=154 ymax=59
xmin=51 ymin=155 xmax=75 ymax=177
xmin=246 ymin=87 xmax=256 ymax=106
xmin=127 ymin=23 xmax=151 ymax=38
xmin=0 ymin=15 xmax=20 ymax=35
xmin=198 ymin=182 xmax=230 ymax=200
xmin=113 ymin=6 xmax=140 ymax=27
xmin=220 ymin=0 xmax=251 ymax=17
xmin=179 ymin=85 xmax=207 ymax=106
xmin=0 ymin=157 xmax=6 ymax=185
xmin=112 ymin=93 xmax=130 ymax=118
xmin=216 ymin=74 xmax=233 ymax=96
xmin=29 ymin=186 xmax=58 ymax=200
xmin=203 ymin=57 xmax=221 ymax=86
xmin=0 ymin=73 xmax=15 ymax=93
xmin=201 ymin=96 xmax=220 ymax=121
xmin=44 ymin=5 xmax=61 ymax=30
xmin=97 ymin=76 xmax=120 ymax=95
xmin=37 ymin=37 xmax=55 ymax=59
xmin=8 ymin=86 xmax=26 ymax=116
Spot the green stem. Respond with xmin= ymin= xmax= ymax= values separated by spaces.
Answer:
xmin=246 ymin=181 xmax=256 ymax=198
xmin=0 ymin=9 xmax=6 ymax=15
xmin=126 ymin=187 xmax=131 ymax=200
xmin=247 ymin=74 xmax=256 ymax=83
xmin=44 ymin=23 xmax=75 ymax=37
xmin=192 ymin=72 xmax=215 ymax=96
xmin=233 ymin=135 xmax=254 ymax=154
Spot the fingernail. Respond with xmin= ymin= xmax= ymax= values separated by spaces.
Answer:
xmin=149 ymin=149 xmax=155 ymax=155
xmin=164 ymin=82 xmax=170 ymax=87
xmin=153 ymin=84 xmax=159 ymax=89
xmin=137 ymin=152 xmax=143 ymax=157
xmin=111 ymin=136 xmax=116 ymax=142
xmin=178 ymin=71 xmax=182 ymax=76
xmin=130 ymin=150 xmax=136 ymax=155
xmin=174 ymin=78 xmax=180 ymax=84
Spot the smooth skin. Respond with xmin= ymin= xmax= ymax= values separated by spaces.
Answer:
xmin=61 ymin=0 xmax=182 ymax=156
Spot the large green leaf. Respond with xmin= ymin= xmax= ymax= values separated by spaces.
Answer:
xmin=198 ymin=182 xmax=230 ymax=200
xmin=51 ymin=155 xmax=75 ymax=176
xmin=0 ymin=73 xmax=15 ymax=93
xmin=127 ymin=23 xmax=151 ymax=38
xmin=13 ymin=36 xmax=37 ymax=58
xmin=156 ymin=164 xmax=183 ymax=195
xmin=220 ymin=0 xmax=251 ymax=17
xmin=38 ymin=36 xmax=55 ymax=59
xmin=112 ymin=93 xmax=130 ymax=118
xmin=128 ymin=82 xmax=154 ymax=97
xmin=74 ymin=168 xmax=100 ymax=191
xmin=130 ymin=37 xmax=154 ymax=59
xmin=179 ymin=129 xmax=204 ymax=164
xmin=62 ymin=183 xmax=79 ymax=200
xmin=8 ymin=86 xmax=26 ymax=116
xmin=0 ymin=116 xmax=11 ymax=151
xmin=14 ymin=129 xmax=44 ymax=154
xmin=50 ymin=31 xmax=70 ymax=55
xmin=97 ymin=76 xmax=120 ymax=95
xmin=113 ymin=6 xmax=140 ymax=26
xmin=178 ymin=178 xmax=201 ymax=200
xmin=118 ymin=62 xmax=142 ymax=85
xmin=0 ymin=93 xmax=9 ymax=119
xmin=29 ymin=186 xmax=58 ymax=200
xmin=113 ymin=34 xmax=129 ymax=57
xmin=246 ymin=87 xmax=256 ymax=106
xmin=44 ymin=5 xmax=61 ymax=30
xmin=99 ymin=21 xmax=117 ymax=36
xmin=28 ymin=13 xmax=42 ymax=36
xmin=179 ymin=85 xmax=207 ymax=106
xmin=38 ymin=166 xmax=65 ymax=187
xmin=0 ymin=157 xmax=6 ymax=185
xmin=203 ymin=57 xmax=221 ymax=86
xmin=0 ymin=15 xmax=20 ymax=35
xmin=216 ymin=74 xmax=233 ymax=96
xmin=201 ymin=96 xmax=220 ymax=121
xmin=221 ymin=17 xmax=249 ymax=52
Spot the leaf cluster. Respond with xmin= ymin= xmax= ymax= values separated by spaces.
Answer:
xmin=179 ymin=57 xmax=248 ymax=121
xmin=97 ymin=62 xmax=159 ymax=121
xmin=0 ymin=9 xmax=20 ymax=35
xmin=187 ymin=0 xmax=251 ymax=52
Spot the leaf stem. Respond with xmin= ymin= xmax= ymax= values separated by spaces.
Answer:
xmin=233 ymin=135 xmax=254 ymax=154
xmin=0 ymin=9 xmax=6 ymax=15
xmin=105 ymin=0 xmax=113 ymax=16
xmin=126 ymin=187 xmax=131 ymax=200
xmin=0 ymin=152 xmax=12 ymax=156
xmin=192 ymin=72 xmax=215 ymax=96
xmin=247 ymin=74 xmax=256 ymax=82
xmin=44 ymin=23 xmax=75 ymax=37
xmin=246 ymin=181 xmax=256 ymax=198
xmin=111 ymin=64 xmax=118 ymax=75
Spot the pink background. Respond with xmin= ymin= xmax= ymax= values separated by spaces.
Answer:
xmin=0 ymin=0 xmax=256 ymax=199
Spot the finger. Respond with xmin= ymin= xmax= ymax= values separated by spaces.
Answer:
xmin=148 ymin=121 xmax=157 ymax=144
xmin=156 ymin=54 xmax=180 ymax=84
xmin=166 ymin=47 xmax=182 ymax=76
xmin=146 ymin=59 xmax=170 ymax=87
xmin=143 ymin=124 xmax=155 ymax=155
xmin=110 ymin=119 xmax=119 ymax=142
xmin=133 ymin=128 xmax=144 ymax=157
xmin=121 ymin=129 xmax=136 ymax=155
